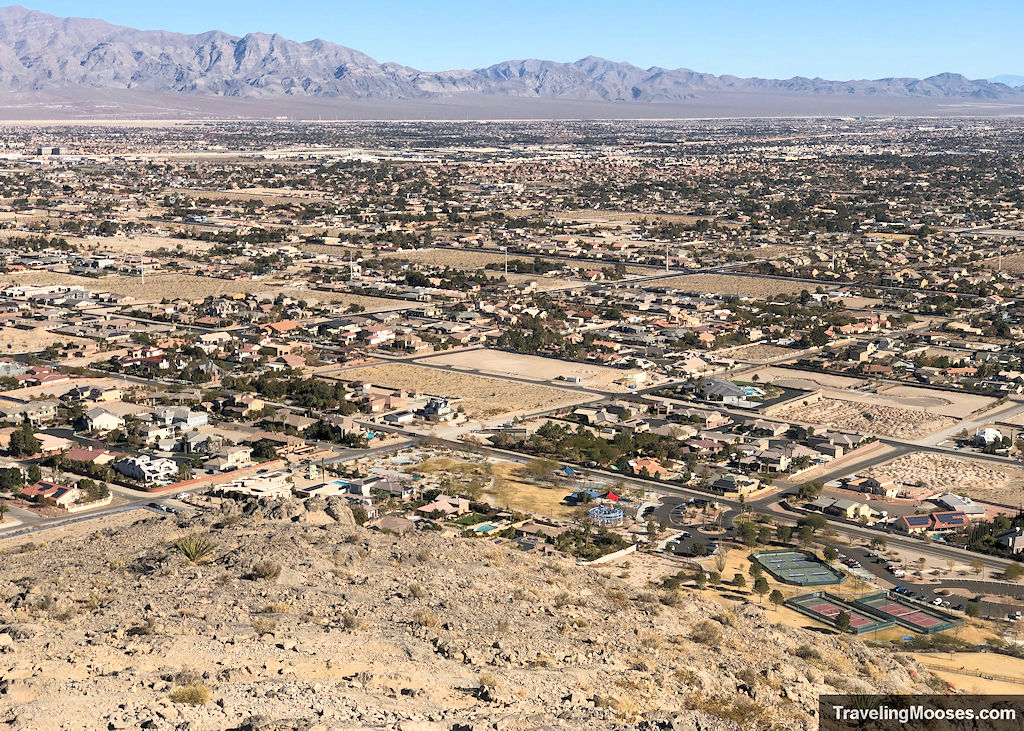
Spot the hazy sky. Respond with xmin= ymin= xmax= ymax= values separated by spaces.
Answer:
xmin=18 ymin=1 xmax=1022 ymax=79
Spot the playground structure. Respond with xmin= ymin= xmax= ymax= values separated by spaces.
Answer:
xmin=752 ymin=549 xmax=845 ymax=586
xmin=588 ymin=504 xmax=624 ymax=527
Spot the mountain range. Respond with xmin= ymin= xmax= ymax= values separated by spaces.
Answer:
xmin=0 ymin=4 xmax=1022 ymax=118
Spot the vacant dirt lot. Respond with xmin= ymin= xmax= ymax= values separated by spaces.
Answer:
xmin=380 ymin=248 xmax=510 ymax=269
xmin=874 ymin=385 xmax=994 ymax=419
xmin=379 ymin=248 xmax=597 ymax=290
xmin=0 ymin=326 xmax=92 ymax=355
xmin=982 ymin=252 xmax=1024 ymax=273
xmin=0 ymin=270 xmax=404 ymax=310
xmin=727 ymin=344 xmax=799 ymax=363
xmin=866 ymin=452 xmax=1024 ymax=507
xmin=751 ymin=367 xmax=864 ymax=390
xmin=771 ymin=396 xmax=957 ymax=439
xmin=651 ymin=274 xmax=819 ymax=298
xmin=419 ymin=348 xmax=629 ymax=387
xmin=333 ymin=363 xmax=595 ymax=419
xmin=909 ymin=652 xmax=1024 ymax=695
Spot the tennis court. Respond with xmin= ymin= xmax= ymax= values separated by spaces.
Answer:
xmin=854 ymin=592 xmax=961 ymax=634
xmin=752 ymin=549 xmax=845 ymax=586
xmin=786 ymin=591 xmax=893 ymax=634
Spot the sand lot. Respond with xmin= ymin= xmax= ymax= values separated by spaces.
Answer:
xmin=0 ymin=231 xmax=204 ymax=255
xmin=0 ymin=326 xmax=92 ymax=355
xmin=908 ymin=652 xmax=1024 ymax=694
xmin=379 ymin=248 xmax=594 ymax=291
xmin=651 ymin=274 xmax=820 ymax=298
xmin=866 ymin=452 xmax=1024 ymax=507
xmin=874 ymin=385 xmax=994 ymax=419
xmin=0 ymin=270 xmax=404 ymax=310
xmin=727 ymin=344 xmax=799 ymax=363
xmin=751 ymin=366 xmax=865 ymax=390
xmin=381 ymin=248 xmax=510 ymax=269
xmin=333 ymin=363 xmax=595 ymax=419
xmin=771 ymin=396 xmax=957 ymax=439
xmin=418 ymin=348 xmax=629 ymax=387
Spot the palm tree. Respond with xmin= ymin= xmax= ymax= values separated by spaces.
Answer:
xmin=0 ymin=503 xmax=9 ymax=523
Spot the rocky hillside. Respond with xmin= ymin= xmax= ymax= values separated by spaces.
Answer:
xmin=0 ymin=5 xmax=1018 ymax=103
xmin=0 ymin=495 xmax=939 ymax=730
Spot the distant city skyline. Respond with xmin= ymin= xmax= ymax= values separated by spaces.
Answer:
xmin=12 ymin=1 xmax=1022 ymax=81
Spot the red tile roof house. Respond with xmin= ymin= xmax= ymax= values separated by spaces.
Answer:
xmin=22 ymin=480 xmax=82 ymax=507
xmin=64 ymin=447 xmax=121 ymax=465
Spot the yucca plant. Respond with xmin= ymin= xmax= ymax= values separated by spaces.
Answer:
xmin=173 ymin=533 xmax=216 ymax=564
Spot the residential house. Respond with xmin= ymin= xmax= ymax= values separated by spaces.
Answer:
xmin=84 ymin=406 xmax=124 ymax=434
xmin=116 ymin=455 xmax=177 ymax=484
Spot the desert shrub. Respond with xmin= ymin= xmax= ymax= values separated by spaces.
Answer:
xmin=412 ymin=609 xmax=440 ymax=628
xmin=793 ymin=644 xmax=822 ymax=660
xmin=478 ymin=671 xmax=500 ymax=688
xmin=168 ymin=684 xmax=212 ymax=706
xmin=173 ymin=534 xmax=216 ymax=564
xmin=249 ymin=560 xmax=281 ymax=580
xmin=690 ymin=620 xmax=722 ymax=645
xmin=341 ymin=610 xmax=365 ymax=631
xmin=251 ymin=616 xmax=276 ymax=635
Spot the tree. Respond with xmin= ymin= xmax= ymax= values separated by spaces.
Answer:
xmin=1003 ymin=563 xmax=1024 ymax=581
xmin=748 ymin=562 xmax=764 ymax=580
xmin=0 ymin=467 xmax=24 ymax=492
xmin=970 ymin=559 xmax=985 ymax=579
xmin=27 ymin=464 xmax=41 ymax=483
xmin=870 ymin=536 xmax=887 ymax=550
xmin=76 ymin=479 xmax=109 ymax=503
xmin=798 ymin=514 xmax=827 ymax=532
xmin=7 ymin=423 xmax=40 ymax=457
xmin=798 ymin=524 xmax=815 ymax=546
xmin=835 ymin=611 xmax=851 ymax=633
xmin=754 ymin=577 xmax=769 ymax=602
xmin=799 ymin=480 xmax=824 ymax=499
xmin=523 ymin=457 xmax=558 ymax=480
xmin=776 ymin=525 xmax=792 ymax=544
xmin=708 ymin=571 xmax=721 ymax=586
xmin=823 ymin=545 xmax=839 ymax=562
xmin=738 ymin=521 xmax=758 ymax=547
xmin=769 ymin=589 xmax=785 ymax=610
xmin=732 ymin=573 xmax=746 ymax=589
xmin=695 ymin=572 xmax=707 ymax=589
xmin=964 ymin=603 xmax=979 ymax=619
xmin=0 ymin=502 xmax=8 ymax=523
xmin=251 ymin=440 xmax=278 ymax=461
